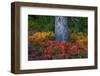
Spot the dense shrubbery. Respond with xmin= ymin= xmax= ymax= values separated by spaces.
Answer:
xmin=28 ymin=32 xmax=87 ymax=60
xmin=29 ymin=32 xmax=55 ymax=44
xmin=28 ymin=15 xmax=55 ymax=32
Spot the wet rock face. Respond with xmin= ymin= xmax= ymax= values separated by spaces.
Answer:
xmin=55 ymin=16 xmax=69 ymax=41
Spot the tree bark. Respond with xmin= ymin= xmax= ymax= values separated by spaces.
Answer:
xmin=55 ymin=16 xmax=69 ymax=41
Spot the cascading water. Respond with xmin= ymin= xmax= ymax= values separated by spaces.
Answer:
xmin=55 ymin=16 xmax=69 ymax=41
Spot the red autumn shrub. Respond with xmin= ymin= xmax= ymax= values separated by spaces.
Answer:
xmin=41 ymin=40 xmax=87 ymax=59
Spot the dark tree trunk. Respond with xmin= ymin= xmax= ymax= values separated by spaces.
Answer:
xmin=55 ymin=16 xmax=69 ymax=41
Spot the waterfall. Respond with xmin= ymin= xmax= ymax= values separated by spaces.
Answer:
xmin=55 ymin=16 xmax=69 ymax=41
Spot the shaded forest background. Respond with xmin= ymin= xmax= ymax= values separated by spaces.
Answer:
xmin=28 ymin=15 xmax=88 ymax=33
